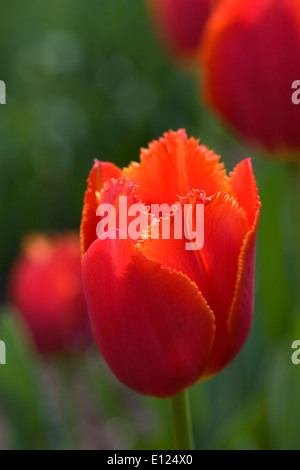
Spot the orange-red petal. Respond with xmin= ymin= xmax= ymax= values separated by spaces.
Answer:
xmin=138 ymin=189 xmax=249 ymax=375
xmin=80 ymin=160 xmax=122 ymax=256
xmin=82 ymin=237 xmax=215 ymax=397
xmin=225 ymin=212 xmax=259 ymax=368
xmin=230 ymin=158 xmax=260 ymax=227
xmin=123 ymin=129 xmax=232 ymax=206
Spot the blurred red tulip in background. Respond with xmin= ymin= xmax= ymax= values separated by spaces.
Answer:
xmin=8 ymin=232 xmax=91 ymax=354
xmin=146 ymin=0 xmax=214 ymax=63
xmin=200 ymin=0 xmax=300 ymax=155
xmin=81 ymin=129 xmax=261 ymax=397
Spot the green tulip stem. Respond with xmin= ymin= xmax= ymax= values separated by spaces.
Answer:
xmin=170 ymin=389 xmax=194 ymax=450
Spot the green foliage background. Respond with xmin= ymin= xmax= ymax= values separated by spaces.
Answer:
xmin=0 ymin=0 xmax=299 ymax=450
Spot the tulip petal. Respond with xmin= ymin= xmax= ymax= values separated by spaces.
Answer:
xmin=138 ymin=190 xmax=249 ymax=375
xmin=80 ymin=160 xmax=123 ymax=255
xmin=230 ymin=158 xmax=261 ymax=227
xmin=82 ymin=237 xmax=215 ymax=397
xmin=10 ymin=233 xmax=91 ymax=354
xmin=147 ymin=0 xmax=212 ymax=62
xmin=123 ymin=129 xmax=232 ymax=206
xmin=225 ymin=212 xmax=259 ymax=366
xmin=201 ymin=0 xmax=300 ymax=151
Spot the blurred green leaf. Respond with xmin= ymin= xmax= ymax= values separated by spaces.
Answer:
xmin=0 ymin=305 xmax=50 ymax=449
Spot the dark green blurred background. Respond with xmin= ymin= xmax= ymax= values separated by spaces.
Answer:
xmin=0 ymin=0 xmax=300 ymax=450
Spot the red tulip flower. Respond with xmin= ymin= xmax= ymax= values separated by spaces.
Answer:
xmin=200 ymin=0 xmax=300 ymax=154
xmin=8 ymin=232 xmax=91 ymax=354
xmin=146 ymin=0 xmax=214 ymax=63
xmin=81 ymin=129 xmax=260 ymax=398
